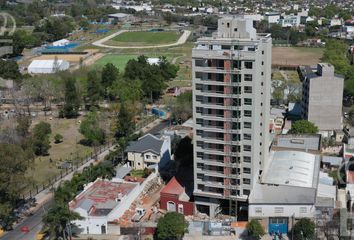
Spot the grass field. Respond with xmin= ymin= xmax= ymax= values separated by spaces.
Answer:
xmin=272 ymin=47 xmax=324 ymax=66
xmin=108 ymin=31 xmax=181 ymax=46
xmin=94 ymin=54 xmax=138 ymax=70
xmin=27 ymin=116 xmax=93 ymax=186
xmin=94 ymin=54 xmax=175 ymax=70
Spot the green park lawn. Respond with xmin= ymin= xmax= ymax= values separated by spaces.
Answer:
xmin=110 ymin=31 xmax=181 ymax=46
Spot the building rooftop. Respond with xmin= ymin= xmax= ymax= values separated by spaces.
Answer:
xmin=126 ymin=133 xmax=164 ymax=155
xmin=161 ymin=176 xmax=184 ymax=195
xmin=263 ymin=151 xmax=320 ymax=188
xmin=272 ymin=134 xmax=321 ymax=151
xmin=69 ymin=179 xmax=137 ymax=217
xmin=322 ymin=155 xmax=343 ymax=166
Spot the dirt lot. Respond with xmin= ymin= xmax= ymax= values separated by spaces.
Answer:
xmin=31 ymin=49 xmax=99 ymax=63
xmin=272 ymin=47 xmax=324 ymax=66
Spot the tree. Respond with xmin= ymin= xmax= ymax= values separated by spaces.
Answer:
xmin=246 ymin=219 xmax=265 ymax=239
xmin=101 ymin=63 xmax=119 ymax=95
xmin=32 ymin=121 xmax=52 ymax=156
xmin=16 ymin=115 xmax=31 ymax=137
xmin=0 ymin=59 xmax=21 ymax=80
xmin=115 ymin=103 xmax=134 ymax=141
xmin=79 ymin=110 xmax=106 ymax=146
xmin=86 ymin=70 xmax=102 ymax=107
xmin=288 ymin=120 xmax=319 ymax=134
xmin=0 ymin=143 xmax=32 ymax=228
xmin=109 ymin=78 xmax=142 ymax=102
xmin=171 ymin=91 xmax=192 ymax=122
xmin=61 ymin=77 xmax=80 ymax=118
xmin=54 ymin=134 xmax=63 ymax=144
xmin=156 ymin=212 xmax=188 ymax=240
xmin=42 ymin=203 xmax=82 ymax=239
xmin=292 ymin=218 xmax=315 ymax=240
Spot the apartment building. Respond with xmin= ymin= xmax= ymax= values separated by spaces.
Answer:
xmin=299 ymin=63 xmax=344 ymax=136
xmin=192 ymin=17 xmax=272 ymax=217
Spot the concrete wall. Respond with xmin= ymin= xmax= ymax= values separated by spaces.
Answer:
xmin=307 ymin=74 xmax=343 ymax=131
xmin=249 ymin=204 xmax=315 ymax=219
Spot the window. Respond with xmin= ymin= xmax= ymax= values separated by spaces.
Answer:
xmin=262 ymin=50 xmax=264 ymax=54
xmin=255 ymin=207 xmax=262 ymax=214
xmin=244 ymin=98 xmax=252 ymax=105
xmin=233 ymin=110 xmax=241 ymax=118
xmin=244 ymin=122 xmax=252 ymax=129
xmin=232 ymin=145 xmax=241 ymax=152
xmin=221 ymin=45 xmax=231 ymax=50
xmin=196 ymin=130 xmax=203 ymax=136
xmin=261 ymin=72 xmax=264 ymax=76
xmin=196 ymin=141 xmax=203 ymax=147
xmin=232 ymin=74 xmax=241 ymax=82
xmin=232 ymin=122 xmax=241 ymax=130
xmin=243 ymin=167 xmax=251 ymax=174
xmin=300 ymin=207 xmax=307 ymax=214
xmin=152 ymin=155 xmax=157 ymax=160
xmin=248 ymin=47 xmax=255 ymax=51
xmin=227 ymin=22 xmax=230 ymax=28
xmin=233 ymin=86 xmax=241 ymax=94
xmin=232 ymin=134 xmax=240 ymax=141
xmin=145 ymin=155 xmax=151 ymax=159
xmin=233 ymin=60 xmax=241 ymax=69
xmin=196 ymin=107 xmax=203 ymax=113
xmin=243 ymin=156 xmax=251 ymax=163
xmin=244 ymin=61 xmax=253 ymax=69
xmin=244 ymin=110 xmax=252 ymax=117
xmin=244 ymin=134 xmax=251 ymax=140
xmin=244 ymin=145 xmax=251 ymax=152
xmin=178 ymin=204 xmax=184 ymax=214
xmin=196 ymin=118 xmax=203 ymax=125
xmin=234 ymin=28 xmax=238 ymax=32
xmin=244 ymin=86 xmax=252 ymax=93
xmin=262 ymin=61 xmax=264 ymax=65
xmin=167 ymin=201 xmax=176 ymax=212
xmin=234 ymin=45 xmax=244 ymax=50
xmin=274 ymin=207 xmax=284 ymax=214
xmin=197 ymin=152 xmax=203 ymax=158
xmin=243 ymin=189 xmax=250 ymax=195
xmin=244 ymin=74 xmax=252 ymax=81
xmin=243 ymin=178 xmax=251 ymax=184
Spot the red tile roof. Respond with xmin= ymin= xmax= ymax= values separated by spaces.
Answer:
xmin=160 ymin=177 xmax=184 ymax=196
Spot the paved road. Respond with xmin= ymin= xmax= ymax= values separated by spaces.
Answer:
xmin=0 ymin=200 xmax=53 ymax=240
xmin=0 ymin=120 xmax=169 ymax=240
xmin=92 ymin=29 xmax=191 ymax=49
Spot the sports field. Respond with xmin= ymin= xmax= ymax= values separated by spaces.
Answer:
xmin=94 ymin=54 xmax=137 ymax=69
xmin=109 ymin=31 xmax=181 ymax=46
xmin=272 ymin=47 xmax=324 ymax=66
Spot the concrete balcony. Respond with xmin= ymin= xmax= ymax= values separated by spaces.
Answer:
xmin=196 ymin=168 xmax=225 ymax=178
xmin=194 ymin=101 xmax=242 ymax=111
xmin=193 ymin=66 xmax=241 ymax=74
xmin=192 ymin=49 xmax=257 ymax=61
xmin=194 ymin=189 xmax=224 ymax=198
xmin=196 ymin=157 xmax=226 ymax=167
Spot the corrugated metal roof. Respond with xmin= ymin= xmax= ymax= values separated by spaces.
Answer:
xmin=263 ymin=151 xmax=320 ymax=188
xmin=275 ymin=134 xmax=321 ymax=151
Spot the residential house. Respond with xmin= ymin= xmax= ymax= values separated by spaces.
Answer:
xmin=160 ymin=177 xmax=194 ymax=216
xmin=126 ymin=134 xmax=171 ymax=170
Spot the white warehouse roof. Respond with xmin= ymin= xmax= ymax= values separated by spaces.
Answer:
xmin=262 ymin=151 xmax=320 ymax=188
xmin=28 ymin=60 xmax=70 ymax=74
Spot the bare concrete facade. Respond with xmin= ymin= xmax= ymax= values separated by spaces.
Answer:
xmin=192 ymin=16 xmax=272 ymax=217
xmin=299 ymin=63 xmax=344 ymax=134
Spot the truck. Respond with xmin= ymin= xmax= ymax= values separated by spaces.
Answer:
xmin=131 ymin=208 xmax=146 ymax=222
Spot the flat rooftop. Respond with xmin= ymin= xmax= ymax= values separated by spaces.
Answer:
xmin=69 ymin=179 xmax=137 ymax=217
xmin=272 ymin=134 xmax=321 ymax=151
xmin=263 ymin=151 xmax=320 ymax=188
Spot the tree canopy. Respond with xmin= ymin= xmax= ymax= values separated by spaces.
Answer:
xmin=293 ymin=218 xmax=315 ymax=240
xmin=61 ymin=77 xmax=80 ymax=118
xmin=289 ymin=120 xmax=319 ymax=134
xmin=79 ymin=110 xmax=106 ymax=146
xmin=32 ymin=121 xmax=52 ymax=156
xmin=156 ymin=212 xmax=188 ymax=240
xmin=246 ymin=219 xmax=265 ymax=239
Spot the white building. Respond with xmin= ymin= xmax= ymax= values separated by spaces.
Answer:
xmin=330 ymin=18 xmax=342 ymax=27
xmin=192 ymin=16 xmax=272 ymax=217
xmin=264 ymin=12 xmax=280 ymax=24
xmin=28 ymin=59 xmax=70 ymax=74
xmin=278 ymin=15 xmax=301 ymax=27
xmin=52 ymin=39 xmax=70 ymax=47
xmin=126 ymin=134 xmax=171 ymax=170
xmin=69 ymin=179 xmax=140 ymax=235
xmin=249 ymin=150 xmax=335 ymax=234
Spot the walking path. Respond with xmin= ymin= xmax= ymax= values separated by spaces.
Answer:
xmin=92 ymin=29 xmax=191 ymax=49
